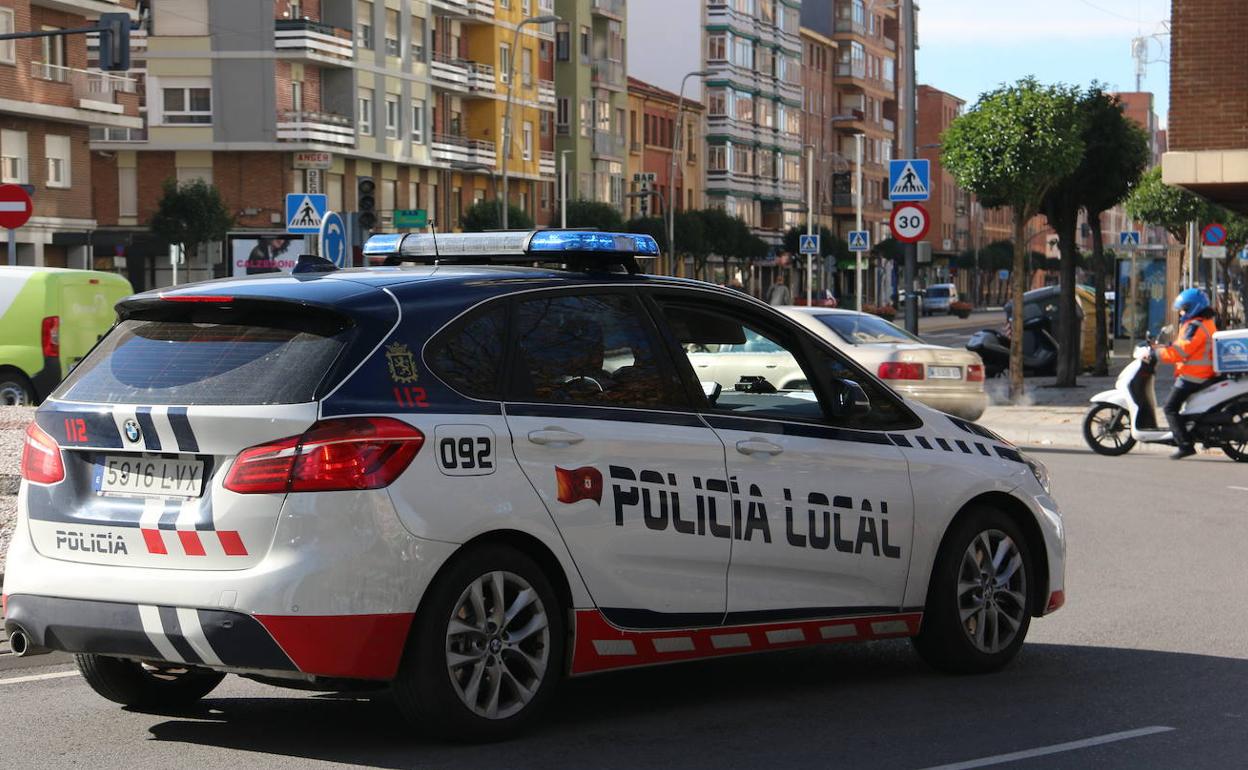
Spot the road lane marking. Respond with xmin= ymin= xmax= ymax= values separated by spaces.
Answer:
xmin=918 ymin=726 xmax=1176 ymax=770
xmin=0 ymin=670 xmax=78 ymax=686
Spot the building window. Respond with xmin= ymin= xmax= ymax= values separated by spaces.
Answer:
xmin=706 ymin=33 xmax=726 ymax=62
xmin=707 ymin=88 xmax=726 ymax=116
xmin=118 ymin=167 xmax=137 ymax=217
xmin=0 ymin=9 xmax=14 ymax=64
xmin=410 ymin=16 xmax=426 ymax=62
xmin=579 ymin=99 xmax=590 ymax=137
xmin=522 ymin=48 xmax=533 ymax=87
xmin=384 ymin=9 xmax=400 ymax=56
xmin=356 ymin=1 xmax=374 ymax=49
xmin=707 ymin=144 xmax=726 ymax=172
xmin=40 ymin=26 xmax=66 ymax=78
xmin=385 ymin=95 xmax=400 ymax=139
xmin=0 ymin=130 xmax=27 ymax=184
xmin=45 ymin=135 xmax=70 ymax=188
xmin=541 ymin=111 xmax=551 ymax=137
xmin=358 ymin=88 xmax=374 ymax=135
xmin=499 ymin=42 xmax=510 ymax=83
xmin=541 ymin=181 xmax=550 ymax=210
xmin=522 ymin=121 xmax=533 ymax=161
xmin=556 ymin=97 xmax=570 ymax=135
xmin=579 ymin=26 xmax=590 ymax=65
xmin=411 ymin=99 xmax=425 ymax=143
xmin=162 ymin=86 xmax=212 ymax=124
xmin=555 ymin=23 xmax=569 ymax=62
xmin=291 ymin=80 xmax=304 ymax=113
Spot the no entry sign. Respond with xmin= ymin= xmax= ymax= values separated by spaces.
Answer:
xmin=890 ymin=202 xmax=930 ymax=244
xmin=0 ymin=184 xmax=33 ymax=230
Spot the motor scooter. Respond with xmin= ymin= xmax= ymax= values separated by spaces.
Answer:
xmin=966 ymin=315 xmax=1058 ymax=378
xmin=1082 ymin=339 xmax=1248 ymax=461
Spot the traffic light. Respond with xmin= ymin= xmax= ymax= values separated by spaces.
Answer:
xmin=98 ymin=13 xmax=131 ymax=72
xmin=357 ymin=176 xmax=377 ymax=231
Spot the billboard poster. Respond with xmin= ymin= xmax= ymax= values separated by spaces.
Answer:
xmin=228 ymin=234 xmax=306 ymax=277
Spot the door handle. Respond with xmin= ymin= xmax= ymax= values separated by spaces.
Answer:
xmin=528 ymin=428 xmax=585 ymax=446
xmin=736 ymin=438 xmax=784 ymax=457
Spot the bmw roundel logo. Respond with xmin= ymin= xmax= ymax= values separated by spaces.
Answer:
xmin=123 ymin=419 xmax=141 ymax=444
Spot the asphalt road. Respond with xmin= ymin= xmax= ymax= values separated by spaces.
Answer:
xmin=2 ymin=448 xmax=1246 ymax=769
xmin=919 ymin=310 xmax=1004 ymax=349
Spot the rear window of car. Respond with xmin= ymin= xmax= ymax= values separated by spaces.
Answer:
xmin=54 ymin=319 xmax=349 ymax=405
xmin=815 ymin=314 xmax=923 ymax=345
xmin=927 ymin=286 xmax=951 ymax=298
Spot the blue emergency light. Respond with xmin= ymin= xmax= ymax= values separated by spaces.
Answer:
xmin=361 ymin=230 xmax=658 ymax=273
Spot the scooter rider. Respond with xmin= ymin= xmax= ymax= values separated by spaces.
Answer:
xmin=1155 ymin=288 xmax=1218 ymax=459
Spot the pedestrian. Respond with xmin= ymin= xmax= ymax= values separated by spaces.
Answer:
xmin=767 ymin=275 xmax=792 ymax=306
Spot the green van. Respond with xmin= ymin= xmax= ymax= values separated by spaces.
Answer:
xmin=0 ymin=267 xmax=133 ymax=405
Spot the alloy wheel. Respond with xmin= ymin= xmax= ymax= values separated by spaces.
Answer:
xmin=957 ymin=530 xmax=1028 ymax=654
xmin=445 ymin=570 xmax=550 ymax=720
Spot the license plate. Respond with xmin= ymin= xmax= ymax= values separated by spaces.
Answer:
xmin=928 ymin=366 xmax=962 ymax=380
xmin=98 ymin=456 xmax=205 ymax=498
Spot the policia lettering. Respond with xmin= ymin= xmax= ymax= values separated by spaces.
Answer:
xmin=607 ymin=467 xmax=902 ymax=559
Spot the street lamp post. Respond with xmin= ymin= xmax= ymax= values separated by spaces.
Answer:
xmin=805 ymin=144 xmax=815 ymax=307
xmin=560 ymin=149 xmax=573 ymax=228
xmin=669 ymin=70 xmax=710 ymax=269
xmin=855 ymin=133 xmax=864 ymax=311
xmin=501 ymin=13 xmax=560 ymax=230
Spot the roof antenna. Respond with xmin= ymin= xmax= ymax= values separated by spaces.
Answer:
xmin=428 ymin=218 xmax=441 ymax=263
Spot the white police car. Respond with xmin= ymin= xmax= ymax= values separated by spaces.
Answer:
xmin=4 ymin=231 xmax=1064 ymax=740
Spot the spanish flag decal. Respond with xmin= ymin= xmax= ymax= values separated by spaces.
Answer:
xmin=555 ymin=466 xmax=603 ymax=505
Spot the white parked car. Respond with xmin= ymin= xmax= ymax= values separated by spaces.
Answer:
xmin=5 ymin=231 xmax=1062 ymax=741
xmin=782 ymin=307 xmax=989 ymax=420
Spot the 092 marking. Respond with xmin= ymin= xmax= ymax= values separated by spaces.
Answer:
xmin=434 ymin=425 xmax=496 ymax=476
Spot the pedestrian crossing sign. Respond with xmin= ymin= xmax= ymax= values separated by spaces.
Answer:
xmin=286 ymin=193 xmax=328 ymax=234
xmin=888 ymin=159 xmax=930 ymax=202
xmin=1119 ymin=230 xmax=1141 ymax=248
xmin=799 ymin=234 xmax=820 ymax=254
xmin=848 ymin=230 xmax=870 ymax=252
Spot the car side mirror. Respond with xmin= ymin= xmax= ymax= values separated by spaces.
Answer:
xmin=829 ymin=378 xmax=871 ymax=418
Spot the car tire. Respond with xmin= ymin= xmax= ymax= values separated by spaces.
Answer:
xmin=0 ymin=368 xmax=35 ymax=406
xmin=912 ymin=506 xmax=1033 ymax=674
xmin=75 ymin=654 xmax=225 ymax=708
xmin=392 ymin=544 xmax=565 ymax=742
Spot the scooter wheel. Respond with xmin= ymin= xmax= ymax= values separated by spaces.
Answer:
xmin=1219 ymin=400 xmax=1248 ymax=463
xmin=1083 ymin=403 xmax=1136 ymax=456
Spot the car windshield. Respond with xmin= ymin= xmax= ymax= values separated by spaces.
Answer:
xmin=815 ymin=314 xmax=924 ymax=345
xmin=928 ymin=287 xmax=951 ymax=298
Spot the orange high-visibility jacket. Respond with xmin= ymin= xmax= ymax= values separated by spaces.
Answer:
xmin=1158 ymin=316 xmax=1217 ymax=381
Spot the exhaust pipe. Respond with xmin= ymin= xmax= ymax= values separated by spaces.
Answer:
xmin=8 ymin=628 xmax=50 ymax=658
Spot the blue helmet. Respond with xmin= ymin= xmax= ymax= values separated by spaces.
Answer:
xmin=1173 ymin=288 xmax=1211 ymax=323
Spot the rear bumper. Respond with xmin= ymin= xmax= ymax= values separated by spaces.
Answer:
xmin=900 ymin=387 xmax=989 ymax=420
xmin=2 ymin=594 xmax=415 ymax=680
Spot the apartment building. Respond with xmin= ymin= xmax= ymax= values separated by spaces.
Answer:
xmin=89 ymin=0 xmax=555 ymax=290
xmin=0 ymin=0 xmax=142 ymax=268
xmin=799 ymin=26 xmax=837 ymax=234
xmin=553 ymin=0 xmax=628 ymax=213
xmin=801 ymin=0 xmax=899 ymax=248
xmin=624 ymin=75 xmax=703 ymax=220
xmin=702 ymin=0 xmax=804 ymax=243
xmin=917 ymin=84 xmax=964 ymax=265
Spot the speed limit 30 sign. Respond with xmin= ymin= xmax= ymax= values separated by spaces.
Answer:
xmin=890 ymin=202 xmax=930 ymax=244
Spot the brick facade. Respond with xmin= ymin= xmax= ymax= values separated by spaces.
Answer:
xmin=1169 ymin=0 xmax=1248 ymax=152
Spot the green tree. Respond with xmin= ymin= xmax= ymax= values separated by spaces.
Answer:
xmin=1124 ymin=167 xmax=1213 ymax=242
xmin=565 ymin=199 xmax=625 ymax=231
xmin=1073 ymin=88 xmax=1150 ymax=375
xmin=674 ymin=210 xmax=709 ymax=278
xmin=459 ymin=200 xmax=533 ymax=232
xmin=149 ymin=179 xmax=233 ymax=262
xmin=942 ymin=78 xmax=1085 ymax=400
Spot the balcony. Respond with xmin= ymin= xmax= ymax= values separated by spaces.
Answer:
xmin=430 ymin=0 xmax=472 ymax=17
xmin=540 ymin=150 xmax=556 ymax=176
xmin=430 ymin=52 xmax=471 ymax=92
xmin=591 ymin=58 xmax=625 ymax=90
xmin=592 ymin=130 xmax=626 ymax=158
xmin=431 ymin=132 xmax=497 ymax=166
xmin=26 ymin=62 xmax=143 ymax=127
xmin=467 ymin=0 xmax=496 ymax=20
xmin=591 ymin=0 xmax=625 ymax=18
xmin=835 ymin=17 xmax=867 ymax=35
xmin=274 ymin=19 xmax=354 ymax=65
xmin=466 ymin=62 xmax=496 ymax=93
xmin=276 ymin=110 xmax=356 ymax=147
xmin=89 ymin=125 xmax=148 ymax=142
xmin=538 ymin=79 xmax=556 ymax=107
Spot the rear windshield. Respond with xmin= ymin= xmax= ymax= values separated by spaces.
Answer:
xmin=927 ymin=287 xmax=951 ymax=298
xmin=54 ymin=319 xmax=348 ymax=405
xmin=815 ymin=314 xmax=923 ymax=345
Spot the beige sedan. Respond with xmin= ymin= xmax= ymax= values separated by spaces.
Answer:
xmin=782 ymin=307 xmax=989 ymax=420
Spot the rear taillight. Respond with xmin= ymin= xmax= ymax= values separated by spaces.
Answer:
xmin=41 ymin=316 xmax=59 ymax=358
xmin=878 ymin=362 xmax=924 ymax=380
xmin=967 ymin=364 xmax=985 ymax=382
xmin=224 ymin=417 xmax=424 ymax=494
xmin=21 ymin=423 xmax=64 ymax=484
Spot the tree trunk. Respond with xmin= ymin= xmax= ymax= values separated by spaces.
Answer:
xmin=1010 ymin=212 xmax=1027 ymax=402
xmin=1088 ymin=213 xmax=1110 ymax=376
xmin=1054 ymin=213 xmax=1080 ymax=387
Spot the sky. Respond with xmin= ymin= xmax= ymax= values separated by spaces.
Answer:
xmin=628 ymin=0 xmax=1173 ymax=124
xmin=918 ymin=0 xmax=1172 ymax=123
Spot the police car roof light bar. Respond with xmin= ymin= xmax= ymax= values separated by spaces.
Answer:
xmin=363 ymin=230 xmax=657 ymax=274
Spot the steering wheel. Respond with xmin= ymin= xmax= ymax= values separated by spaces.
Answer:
xmin=564 ymin=375 xmax=605 ymax=392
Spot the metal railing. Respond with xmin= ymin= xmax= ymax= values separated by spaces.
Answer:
xmin=591 ymin=0 xmax=626 ymax=16
xmin=591 ymin=58 xmax=625 ymax=87
xmin=30 ymin=62 xmax=137 ymax=99
xmin=592 ymin=130 xmax=625 ymax=157
xmin=274 ymin=18 xmax=354 ymax=62
xmin=276 ymin=110 xmax=356 ymax=146
xmin=466 ymin=61 xmax=496 ymax=92
xmin=537 ymin=79 xmax=556 ymax=104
